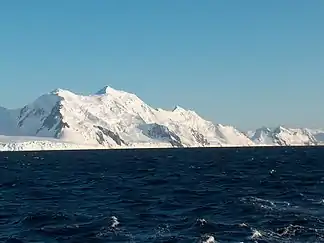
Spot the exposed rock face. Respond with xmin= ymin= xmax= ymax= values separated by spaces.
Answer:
xmin=94 ymin=125 xmax=126 ymax=146
xmin=141 ymin=123 xmax=183 ymax=147
xmin=191 ymin=129 xmax=210 ymax=146
xmin=37 ymin=102 xmax=70 ymax=138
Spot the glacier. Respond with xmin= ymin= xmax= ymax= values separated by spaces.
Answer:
xmin=0 ymin=86 xmax=322 ymax=151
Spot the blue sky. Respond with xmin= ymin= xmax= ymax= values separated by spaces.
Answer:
xmin=1 ymin=1 xmax=323 ymax=130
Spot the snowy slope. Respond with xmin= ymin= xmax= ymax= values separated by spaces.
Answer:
xmin=0 ymin=86 xmax=254 ymax=150
xmin=249 ymin=126 xmax=319 ymax=146
xmin=0 ymin=136 xmax=103 ymax=151
xmin=308 ymin=129 xmax=324 ymax=144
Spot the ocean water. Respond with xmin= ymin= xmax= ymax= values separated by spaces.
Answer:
xmin=1 ymin=147 xmax=324 ymax=243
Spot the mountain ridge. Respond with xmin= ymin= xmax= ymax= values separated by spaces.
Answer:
xmin=0 ymin=86 xmax=254 ymax=150
xmin=0 ymin=86 xmax=322 ymax=151
xmin=248 ymin=126 xmax=322 ymax=146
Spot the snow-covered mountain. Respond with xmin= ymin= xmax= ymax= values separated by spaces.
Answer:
xmin=249 ymin=126 xmax=320 ymax=146
xmin=309 ymin=129 xmax=324 ymax=144
xmin=1 ymin=86 xmax=323 ymax=151
xmin=0 ymin=106 xmax=17 ymax=136
xmin=0 ymin=86 xmax=254 ymax=151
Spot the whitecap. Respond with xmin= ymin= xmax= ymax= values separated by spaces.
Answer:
xmin=110 ymin=216 xmax=119 ymax=228
xmin=239 ymin=222 xmax=248 ymax=227
xmin=197 ymin=218 xmax=207 ymax=226
xmin=251 ymin=229 xmax=262 ymax=239
xmin=241 ymin=196 xmax=291 ymax=211
xmin=200 ymin=234 xmax=216 ymax=243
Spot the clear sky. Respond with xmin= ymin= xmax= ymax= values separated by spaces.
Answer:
xmin=1 ymin=1 xmax=323 ymax=130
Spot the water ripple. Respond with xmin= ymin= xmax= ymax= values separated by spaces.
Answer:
xmin=1 ymin=147 xmax=324 ymax=242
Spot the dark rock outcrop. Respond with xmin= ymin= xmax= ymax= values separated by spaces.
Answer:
xmin=191 ymin=129 xmax=210 ymax=146
xmin=141 ymin=123 xmax=183 ymax=147
xmin=94 ymin=125 xmax=126 ymax=146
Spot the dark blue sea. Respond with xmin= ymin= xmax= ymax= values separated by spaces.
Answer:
xmin=1 ymin=147 xmax=324 ymax=243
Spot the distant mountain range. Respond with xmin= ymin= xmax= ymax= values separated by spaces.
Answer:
xmin=248 ymin=126 xmax=324 ymax=146
xmin=0 ymin=86 xmax=323 ymax=151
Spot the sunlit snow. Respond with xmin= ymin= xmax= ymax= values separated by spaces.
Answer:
xmin=0 ymin=86 xmax=322 ymax=151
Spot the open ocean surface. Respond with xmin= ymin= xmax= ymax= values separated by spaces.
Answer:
xmin=1 ymin=147 xmax=324 ymax=243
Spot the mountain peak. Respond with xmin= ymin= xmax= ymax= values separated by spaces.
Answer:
xmin=172 ymin=105 xmax=185 ymax=112
xmin=50 ymin=88 xmax=64 ymax=95
xmin=95 ymin=86 xmax=139 ymax=101
xmin=50 ymin=88 xmax=75 ymax=97
xmin=96 ymin=85 xmax=111 ymax=95
xmin=96 ymin=85 xmax=123 ymax=95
